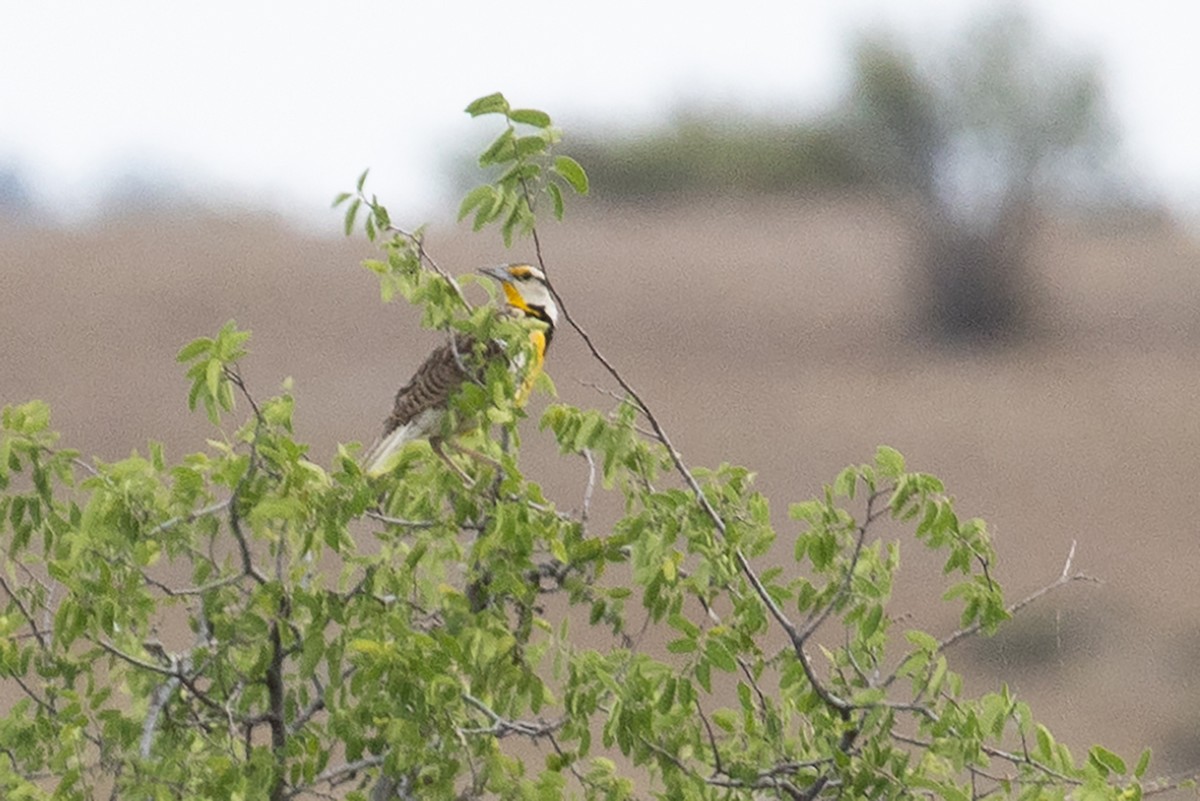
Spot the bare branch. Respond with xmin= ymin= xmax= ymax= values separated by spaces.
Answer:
xmin=580 ymin=448 xmax=597 ymax=527
xmin=459 ymin=693 xmax=564 ymax=739
xmin=146 ymin=498 xmax=231 ymax=537
xmin=937 ymin=540 xmax=1099 ymax=654
xmin=695 ymin=698 xmax=723 ymax=777
xmin=72 ymin=456 xmax=100 ymax=477
xmin=142 ymin=569 xmax=245 ymax=597
xmin=638 ymin=734 xmax=821 ymax=800
xmin=288 ymin=754 xmax=386 ymax=799
xmin=98 ymin=639 xmax=180 ymax=679
xmin=141 ymin=673 xmax=181 ymax=759
xmin=364 ymin=510 xmax=443 ymax=529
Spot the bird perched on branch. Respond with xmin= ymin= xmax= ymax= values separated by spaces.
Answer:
xmin=362 ymin=263 xmax=558 ymax=477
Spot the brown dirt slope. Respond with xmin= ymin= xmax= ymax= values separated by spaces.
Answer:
xmin=2 ymin=197 xmax=1199 ymax=775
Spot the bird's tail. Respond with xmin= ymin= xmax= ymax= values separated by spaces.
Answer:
xmin=361 ymin=423 xmax=419 ymax=477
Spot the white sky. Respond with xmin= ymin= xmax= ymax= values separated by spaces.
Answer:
xmin=2 ymin=1 xmax=1198 ymax=227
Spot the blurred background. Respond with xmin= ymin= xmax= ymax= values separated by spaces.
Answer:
xmin=3 ymin=0 xmax=1199 ymax=783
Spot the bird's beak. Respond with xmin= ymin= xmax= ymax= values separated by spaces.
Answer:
xmin=478 ymin=265 xmax=511 ymax=282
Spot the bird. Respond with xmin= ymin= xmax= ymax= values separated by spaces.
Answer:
xmin=361 ymin=263 xmax=558 ymax=478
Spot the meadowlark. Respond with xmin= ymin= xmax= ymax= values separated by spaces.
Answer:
xmin=361 ymin=263 xmax=558 ymax=477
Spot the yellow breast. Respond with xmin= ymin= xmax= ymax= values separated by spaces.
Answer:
xmin=516 ymin=329 xmax=547 ymax=405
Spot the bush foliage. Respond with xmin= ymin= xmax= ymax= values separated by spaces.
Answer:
xmin=0 ymin=93 xmax=1176 ymax=801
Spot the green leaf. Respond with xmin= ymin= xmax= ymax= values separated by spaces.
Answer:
xmin=552 ymin=155 xmax=589 ymax=195
xmin=248 ymin=496 xmax=306 ymax=525
xmin=10 ymin=400 xmax=51 ymax=434
xmin=356 ymin=168 xmax=370 ymax=192
xmin=372 ymin=200 xmax=390 ymax=230
xmin=668 ymin=613 xmax=700 ymax=638
xmin=1133 ymin=748 xmax=1151 ymax=779
xmin=479 ymin=128 xmax=516 ymax=166
xmin=833 ymin=466 xmax=857 ymax=498
xmin=660 ymin=556 xmax=676 ymax=582
xmin=788 ymin=500 xmax=824 ymax=523
xmin=711 ymin=709 xmax=737 ymax=733
xmin=343 ymin=197 xmax=362 ymax=236
xmin=509 ymin=108 xmax=552 ymax=127
xmin=205 ymin=359 xmax=222 ymax=399
xmin=176 ymin=337 xmax=212 ymax=363
xmin=705 ymin=639 xmax=737 ymax=673
xmin=514 ymin=135 xmax=549 ymax=159
xmin=861 ymin=604 xmax=883 ymax=637
xmin=1035 ymin=724 xmax=1055 ymax=762
xmin=928 ymin=655 xmax=947 ymax=696
xmin=465 ymin=92 xmax=510 ymax=116
xmin=874 ymin=445 xmax=905 ymax=478
xmin=547 ymin=182 xmax=565 ymax=220
xmin=458 ymin=184 xmax=497 ymax=223
xmin=666 ymin=637 xmax=697 ymax=654
xmin=1089 ymin=745 xmax=1127 ymax=775
xmin=331 ymin=191 xmax=352 ymax=208
xmin=904 ymin=629 xmax=938 ymax=653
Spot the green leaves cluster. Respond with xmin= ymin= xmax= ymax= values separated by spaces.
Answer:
xmin=459 ymin=92 xmax=589 ymax=244
xmin=177 ymin=319 xmax=251 ymax=424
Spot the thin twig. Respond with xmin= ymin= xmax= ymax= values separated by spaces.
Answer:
xmin=695 ymin=698 xmax=723 ymax=777
xmin=363 ymin=510 xmax=443 ymax=529
xmin=580 ymin=449 xmax=597 ymax=527
xmin=736 ymin=655 xmax=770 ymax=719
xmin=98 ymin=639 xmax=180 ymax=679
xmin=72 ymin=457 xmax=100 ymax=477
xmin=937 ymin=540 xmax=1098 ymax=654
xmin=142 ymin=570 xmax=245 ymax=597
xmin=460 ymin=693 xmax=563 ymax=739
xmin=147 ymin=498 xmax=231 ymax=537
xmin=291 ymin=754 xmax=386 ymax=797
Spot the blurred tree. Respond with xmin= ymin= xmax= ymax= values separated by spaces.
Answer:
xmin=97 ymin=162 xmax=209 ymax=217
xmin=564 ymin=114 xmax=865 ymax=201
xmin=520 ymin=11 xmax=1129 ymax=345
xmin=844 ymin=10 xmax=1124 ymax=343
